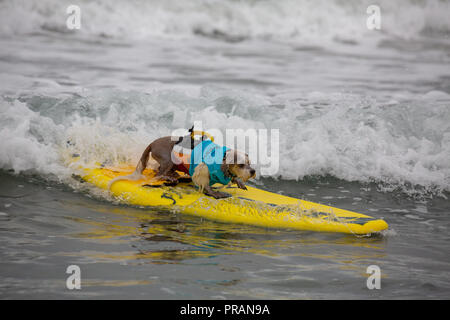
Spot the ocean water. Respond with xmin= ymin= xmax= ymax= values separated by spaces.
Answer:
xmin=0 ymin=0 xmax=449 ymax=299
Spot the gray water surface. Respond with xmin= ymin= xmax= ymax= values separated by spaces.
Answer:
xmin=1 ymin=172 xmax=449 ymax=299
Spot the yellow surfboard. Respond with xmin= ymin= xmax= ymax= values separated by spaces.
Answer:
xmin=72 ymin=160 xmax=388 ymax=235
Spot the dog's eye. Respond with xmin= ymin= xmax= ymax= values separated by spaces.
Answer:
xmin=239 ymin=164 xmax=245 ymax=168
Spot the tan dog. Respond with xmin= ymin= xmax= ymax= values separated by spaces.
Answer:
xmin=109 ymin=133 xmax=255 ymax=199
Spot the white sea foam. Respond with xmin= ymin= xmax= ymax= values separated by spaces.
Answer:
xmin=0 ymin=99 xmax=65 ymax=176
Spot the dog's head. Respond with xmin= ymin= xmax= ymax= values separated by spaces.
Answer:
xmin=223 ymin=150 xmax=256 ymax=182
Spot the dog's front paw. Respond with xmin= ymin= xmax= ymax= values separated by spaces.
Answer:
xmin=207 ymin=190 xmax=231 ymax=199
xmin=234 ymin=178 xmax=247 ymax=190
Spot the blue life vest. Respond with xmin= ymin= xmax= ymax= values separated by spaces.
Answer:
xmin=189 ymin=140 xmax=231 ymax=186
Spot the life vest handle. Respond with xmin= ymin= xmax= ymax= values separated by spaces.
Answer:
xmin=190 ymin=130 xmax=215 ymax=142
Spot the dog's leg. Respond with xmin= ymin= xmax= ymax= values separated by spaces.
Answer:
xmin=192 ymin=163 xmax=209 ymax=193
xmin=232 ymin=177 xmax=247 ymax=190
xmin=204 ymin=186 xmax=231 ymax=199
xmin=192 ymin=163 xmax=230 ymax=199
xmin=158 ymin=170 xmax=180 ymax=185
xmin=142 ymin=136 xmax=180 ymax=184
xmin=135 ymin=143 xmax=153 ymax=175
xmin=154 ymin=157 xmax=179 ymax=183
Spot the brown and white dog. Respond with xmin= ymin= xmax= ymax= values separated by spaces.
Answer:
xmin=108 ymin=132 xmax=256 ymax=199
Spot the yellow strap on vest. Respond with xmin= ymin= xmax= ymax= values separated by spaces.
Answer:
xmin=190 ymin=130 xmax=214 ymax=142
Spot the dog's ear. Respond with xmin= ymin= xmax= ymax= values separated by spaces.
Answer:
xmin=224 ymin=149 xmax=235 ymax=164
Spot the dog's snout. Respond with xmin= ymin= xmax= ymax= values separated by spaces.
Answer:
xmin=250 ymin=169 xmax=255 ymax=175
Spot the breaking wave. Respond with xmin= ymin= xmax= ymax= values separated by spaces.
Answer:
xmin=1 ymin=87 xmax=449 ymax=197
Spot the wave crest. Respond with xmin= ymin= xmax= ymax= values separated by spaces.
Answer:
xmin=1 ymin=0 xmax=449 ymax=44
xmin=1 ymin=88 xmax=449 ymax=197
